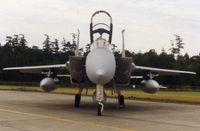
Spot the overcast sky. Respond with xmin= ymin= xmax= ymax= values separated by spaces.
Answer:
xmin=0 ymin=0 xmax=200 ymax=55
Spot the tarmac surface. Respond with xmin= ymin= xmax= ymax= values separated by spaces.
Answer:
xmin=0 ymin=91 xmax=199 ymax=131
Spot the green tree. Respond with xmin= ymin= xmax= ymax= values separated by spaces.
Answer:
xmin=5 ymin=36 xmax=13 ymax=48
xmin=61 ymin=38 xmax=67 ymax=52
xmin=52 ymin=39 xmax=59 ymax=54
xmin=43 ymin=34 xmax=52 ymax=53
xmin=18 ymin=34 xmax=27 ymax=48
xmin=175 ymin=35 xmax=184 ymax=56
xmin=169 ymin=40 xmax=179 ymax=56
xmin=32 ymin=45 xmax=39 ymax=50
xmin=169 ymin=35 xmax=184 ymax=57
xmin=12 ymin=35 xmax=20 ymax=47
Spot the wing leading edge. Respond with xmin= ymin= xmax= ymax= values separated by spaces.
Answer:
xmin=3 ymin=64 xmax=67 ymax=74
xmin=133 ymin=64 xmax=196 ymax=75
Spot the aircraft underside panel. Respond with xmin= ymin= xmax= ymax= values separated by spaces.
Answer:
xmin=69 ymin=56 xmax=86 ymax=83
xmin=114 ymin=57 xmax=133 ymax=86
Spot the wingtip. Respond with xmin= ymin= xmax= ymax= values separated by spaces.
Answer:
xmin=2 ymin=67 xmax=12 ymax=71
xmin=187 ymin=72 xmax=196 ymax=75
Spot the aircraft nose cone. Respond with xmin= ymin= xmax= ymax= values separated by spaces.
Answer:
xmin=95 ymin=69 xmax=106 ymax=84
xmin=96 ymin=69 xmax=105 ymax=78
xmin=86 ymin=48 xmax=116 ymax=85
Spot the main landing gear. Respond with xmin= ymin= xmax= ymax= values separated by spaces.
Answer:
xmin=74 ymin=87 xmax=83 ymax=108
xmin=118 ymin=95 xmax=125 ymax=109
xmin=115 ymin=87 xmax=125 ymax=109
xmin=74 ymin=94 xmax=81 ymax=107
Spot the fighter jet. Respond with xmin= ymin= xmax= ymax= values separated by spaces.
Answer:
xmin=3 ymin=10 xmax=196 ymax=116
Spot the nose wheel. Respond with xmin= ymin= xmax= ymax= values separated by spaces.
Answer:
xmin=97 ymin=102 xmax=104 ymax=116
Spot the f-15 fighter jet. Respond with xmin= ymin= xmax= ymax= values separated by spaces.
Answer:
xmin=3 ymin=10 xmax=196 ymax=116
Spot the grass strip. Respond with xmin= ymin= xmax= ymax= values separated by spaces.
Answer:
xmin=0 ymin=85 xmax=200 ymax=104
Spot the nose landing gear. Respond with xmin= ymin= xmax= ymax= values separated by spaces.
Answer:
xmin=96 ymin=84 xmax=104 ymax=116
xmin=97 ymin=102 xmax=104 ymax=116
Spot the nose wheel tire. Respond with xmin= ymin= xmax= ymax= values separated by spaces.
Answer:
xmin=97 ymin=102 xmax=104 ymax=116
xmin=74 ymin=94 xmax=81 ymax=107
xmin=118 ymin=95 xmax=125 ymax=109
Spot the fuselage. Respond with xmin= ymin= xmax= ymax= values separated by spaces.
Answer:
xmin=85 ymin=38 xmax=116 ymax=85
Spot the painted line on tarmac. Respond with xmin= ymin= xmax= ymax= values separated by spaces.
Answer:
xmin=0 ymin=108 xmax=135 ymax=131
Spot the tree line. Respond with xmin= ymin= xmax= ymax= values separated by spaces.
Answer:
xmin=0 ymin=34 xmax=199 ymax=88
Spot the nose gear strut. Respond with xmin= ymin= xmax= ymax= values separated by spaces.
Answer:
xmin=96 ymin=84 xmax=104 ymax=116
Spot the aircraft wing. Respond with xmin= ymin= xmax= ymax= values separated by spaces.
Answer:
xmin=133 ymin=64 xmax=196 ymax=75
xmin=3 ymin=64 xmax=68 ymax=74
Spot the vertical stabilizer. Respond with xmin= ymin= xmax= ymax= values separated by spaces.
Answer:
xmin=75 ymin=29 xmax=80 ymax=56
xmin=122 ymin=29 xmax=125 ymax=58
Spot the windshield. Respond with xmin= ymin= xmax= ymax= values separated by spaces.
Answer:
xmin=90 ymin=38 xmax=113 ymax=52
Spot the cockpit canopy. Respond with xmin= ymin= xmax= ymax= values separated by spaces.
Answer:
xmin=90 ymin=10 xmax=113 ymax=44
